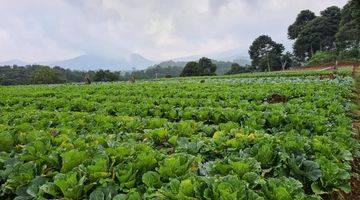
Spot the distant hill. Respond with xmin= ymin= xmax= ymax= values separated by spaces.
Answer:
xmin=156 ymin=60 xmax=187 ymax=68
xmin=0 ymin=54 xmax=155 ymax=71
xmin=46 ymin=53 xmax=154 ymax=71
xmin=212 ymin=60 xmax=237 ymax=75
xmin=233 ymin=58 xmax=251 ymax=66
xmin=0 ymin=48 xmax=250 ymax=72
xmin=152 ymin=59 xmax=247 ymax=75
xmin=0 ymin=59 xmax=28 ymax=66
xmin=170 ymin=48 xmax=251 ymax=65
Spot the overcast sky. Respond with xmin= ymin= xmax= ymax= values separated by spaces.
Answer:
xmin=0 ymin=0 xmax=348 ymax=62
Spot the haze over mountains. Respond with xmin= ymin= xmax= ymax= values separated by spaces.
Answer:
xmin=0 ymin=48 xmax=250 ymax=71
xmin=0 ymin=59 xmax=29 ymax=66
xmin=44 ymin=54 xmax=155 ymax=71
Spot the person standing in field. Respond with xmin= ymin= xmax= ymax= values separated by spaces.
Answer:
xmin=85 ymin=74 xmax=91 ymax=84
xmin=129 ymin=75 xmax=136 ymax=83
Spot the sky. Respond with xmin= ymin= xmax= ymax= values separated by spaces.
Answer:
xmin=0 ymin=0 xmax=348 ymax=62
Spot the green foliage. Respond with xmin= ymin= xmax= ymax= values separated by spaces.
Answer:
xmin=289 ymin=3 xmax=359 ymax=62
xmin=61 ymin=149 xmax=87 ymax=172
xmin=288 ymin=10 xmax=316 ymax=39
xmin=87 ymin=155 xmax=110 ymax=180
xmin=0 ymin=132 xmax=14 ymax=152
xmin=293 ymin=6 xmax=341 ymax=61
xmin=225 ymin=63 xmax=254 ymax=75
xmin=180 ymin=61 xmax=198 ymax=77
xmin=249 ymin=35 xmax=284 ymax=71
xmin=31 ymin=67 xmax=64 ymax=84
xmin=180 ymin=57 xmax=217 ymax=77
xmin=54 ymin=172 xmax=86 ymax=199
xmin=198 ymin=57 xmax=217 ymax=76
xmin=280 ymin=52 xmax=295 ymax=70
xmin=261 ymin=177 xmax=308 ymax=200
xmin=131 ymin=65 xmax=184 ymax=79
xmin=336 ymin=0 xmax=360 ymax=49
xmin=306 ymin=51 xmax=337 ymax=65
xmin=0 ymin=65 xmax=86 ymax=85
xmin=0 ymin=70 xmax=357 ymax=199
xmin=338 ymin=48 xmax=360 ymax=60
xmin=1 ymin=161 xmax=36 ymax=193
xmin=307 ymin=49 xmax=360 ymax=65
xmin=157 ymin=153 xmax=194 ymax=178
xmin=93 ymin=70 xmax=120 ymax=82
xmin=142 ymin=171 xmax=161 ymax=188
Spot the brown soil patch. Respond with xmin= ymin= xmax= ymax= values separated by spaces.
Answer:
xmin=342 ymin=157 xmax=360 ymax=199
xmin=265 ymin=93 xmax=286 ymax=104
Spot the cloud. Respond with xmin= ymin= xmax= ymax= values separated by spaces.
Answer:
xmin=0 ymin=0 xmax=348 ymax=62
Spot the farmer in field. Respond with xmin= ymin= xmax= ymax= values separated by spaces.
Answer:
xmin=85 ymin=74 xmax=91 ymax=84
xmin=129 ymin=75 xmax=136 ymax=83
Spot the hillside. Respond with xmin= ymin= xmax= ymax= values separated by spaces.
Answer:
xmin=153 ymin=59 xmax=248 ymax=75
xmin=47 ymin=54 xmax=155 ymax=71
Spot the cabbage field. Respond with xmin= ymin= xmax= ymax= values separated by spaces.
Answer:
xmin=0 ymin=70 xmax=359 ymax=199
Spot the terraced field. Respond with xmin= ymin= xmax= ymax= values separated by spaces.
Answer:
xmin=0 ymin=70 xmax=358 ymax=199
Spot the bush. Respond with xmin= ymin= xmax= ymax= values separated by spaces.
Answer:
xmin=306 ymin=51 xmax=337 ymax=65
xmin=338 ymin=48 xmax=360 ymax=60
xmin=180 ymin=58 xmax=217 ymax=77
xmin=225 ymin=63 xmax=254 ymax=75
xmin=307 ymin=49 xmax=360 ymax=65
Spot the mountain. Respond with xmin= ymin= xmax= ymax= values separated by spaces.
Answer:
xmin=46 ymin=53 xmax=155 ymax=71
xmin=1 ymin=48 xmax=250 ymax=71
xmin=152 ymin=48 xmax=252 ymax=75
xmin=170 ymin=48 xmax=251 ymax=66
xmin=152 ymin=59 xmax=242 ymax=75
xmin=128 ymin=53 xmax=156 ymax=69
xmin=232 ymin=58 xmax=251 ymax=66
xmin=156 ymin=60 xmax=188 ymax=68
xmin=0 ymin=59 xmax=28 ymax=66
xmin=208 ymin=48 xmax=250 ymax=63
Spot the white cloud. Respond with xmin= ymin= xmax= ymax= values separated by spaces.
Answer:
xmin=0 ymin=0 xmax=349 ymax=62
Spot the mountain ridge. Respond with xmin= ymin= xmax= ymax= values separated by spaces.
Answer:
xmin=0 ymin=59 xmax=29 ymax=66
xmin=46 ymin=53 xmax=154 ymax=71
xmin=0 ymin=49 xmax=250 ymax=71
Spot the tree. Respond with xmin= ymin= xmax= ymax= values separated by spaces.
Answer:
xmin=225 ymin=63 xmax=253 ymax=75
xmin=31 ymin=67 xmax=63 ymax=84
xmin=197 ymin=57 xmax=216 ymax=76
xmin=306 ymin=50 xmax=337 ymax=65
xmin=319 ymin=6 xmax=342 ymax=49
xmin=336 ymin=0 xmax=360 ymax=49
xmin=180 ymin=58 xmax=217 ymax=77
xmin=93 ymin=70 xmax=120 ymax=82
xmin=288 ymin=10 xmax=316 ymax=39
xmin=293 ymin=17 xmax=323 ymax=60
xmin=180 ymin=61 xmax=198 ymax=77
xmin=249 ymin=35 xmax=284 ymax=71
xmin=130 ymin=65 xmax=183 ymax=80
xmin=226 ymin=63 xmax=242 ymax=75
xmin=0 ymin=64 xmax=128 ymax=86
xmin=292 ymin=6 xmax=341 ymax=61
xmin=280 ymin=52 xmax=294 ymax=70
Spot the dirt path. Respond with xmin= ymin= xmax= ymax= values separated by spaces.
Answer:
xmin=342 ymin=64 xmax=360 ymax=199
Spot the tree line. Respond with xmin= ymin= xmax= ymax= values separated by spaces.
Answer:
xmin=247 ymin=0 xmax=359 ymax=72
xmin=0 ymin=65 xmax=126 ymax=85
xmin=180 ymin=0 xmax=359 ymax=76
xmin=0 ymin=64 xmax=195 ymax=85
xmin=0 ymin=59 xmax=243 ymax=85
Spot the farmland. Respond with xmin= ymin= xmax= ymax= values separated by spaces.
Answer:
xmin=0 ymin=69 xmax=359 ymax=199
